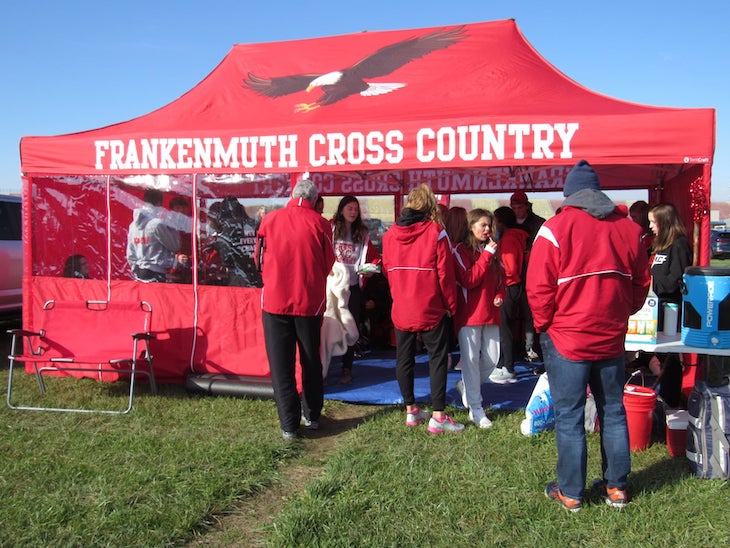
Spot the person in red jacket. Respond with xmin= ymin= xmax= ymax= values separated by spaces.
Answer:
xmin=452 ymin=208 xmax=505 ymax=428
xmin=490 ymin=206 xmax=529 ymax=383
xmin=382 ymin=184 xmax=464 ymax=434
xmin=527 ymin=160 xmax=650 ymax=512
xmin=510 ymin=190 xmax=545 ymax=361
xmin=255 ymin=178 xmax=335 ymax=440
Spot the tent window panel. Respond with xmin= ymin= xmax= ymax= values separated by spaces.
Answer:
xmin=30 ymin=177 xmax=107 ymax=280
xmin=196 ymin=174 xmax=290 ymax=288
xmin=197 ymin=196 xmax=266 ymax=288
xmin=111 ymin=177 xmax=193 ymax=284
xmin=319 ymin=195 xmax=394 ymax=255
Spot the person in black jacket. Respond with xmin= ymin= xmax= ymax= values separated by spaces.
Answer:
xmin=647 ymin=202 xmax=693 ymax=408
xmin=648 ymin=203 xmax=692 ymax=331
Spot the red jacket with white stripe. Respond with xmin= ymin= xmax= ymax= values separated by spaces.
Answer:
xmin=382 ymin=210 xmax=458 ymax=332
xmin=255 ymin=197 xmax=335 ymax=316
xmin=498 ymin=228 xmax=528 ymax=286
xmin=526 ymin=190 xmax=650 ymax=361
xmin=453 ymin=244 xmax=505 ymax=332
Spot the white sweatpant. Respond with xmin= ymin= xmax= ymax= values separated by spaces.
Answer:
xmin=458 ymin=324 xmax=500 ymax=410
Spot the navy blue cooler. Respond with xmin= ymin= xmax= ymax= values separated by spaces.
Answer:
xmin=681 ymin=267 xmax=730 ymax=349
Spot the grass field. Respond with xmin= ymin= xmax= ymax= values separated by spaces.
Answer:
xmin=2 ymin=365 xmax=729 ymax=547
xmin=1 ymin=258 xmax=728 ymax=546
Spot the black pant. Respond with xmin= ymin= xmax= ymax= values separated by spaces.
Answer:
xmin=394 ymin=315 xmax=450 ymax=411
xmin=341 ymin=284 xmax=362 ymax=371
xmin=262 ymin=312 xmax=324 ymax=432
xmin=498 ymin=283 xmax=522 ymax=372
xmin=520 ymin=284 xmax=538 ymax=354
xmin=656 ymin=352 xmax=683 ymax=408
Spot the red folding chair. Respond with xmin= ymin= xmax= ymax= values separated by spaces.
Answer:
xmin=6 ymin=300 xmax=156 ymax=414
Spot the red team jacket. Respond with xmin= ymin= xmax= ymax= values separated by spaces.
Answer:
xmin=382 ymin=217 xmax=458 ymax=332
xmin=452 ymin=244 xmax=505 ymax=333
xmin=498 ymin=228 xmax=528 ymax=286
xmin=255 ymin=197 xmax=335 ymax=317
xmin=527 ymin=203 xmax=650 ymax=361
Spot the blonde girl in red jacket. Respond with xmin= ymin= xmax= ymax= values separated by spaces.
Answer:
xmin=382 ymin=184 xmax=463 ymax=434
xmin=453 ymin=208 xmax=505 ymax=428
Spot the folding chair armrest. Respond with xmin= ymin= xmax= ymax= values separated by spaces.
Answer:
xmin=7 ymin=328 xmax=43 ymax=338
xmin=132 ymin=332 xmax=155 ymax=341
xmin=7 ymin=328 xmax=46 ymax=357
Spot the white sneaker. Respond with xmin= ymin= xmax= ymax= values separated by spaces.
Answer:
xmin=469 ymin=407 xmax=493 ymax=429
xmin=489 ymin=367 xmax=516 ymax=384
xmin=455 ymin=379 xmax=468 ymax=409
xmin=301 ymin=414 xmax=320 ymax=430
xmin=406 ymin=407 xmax=431 ymax=426
xmin=427 ymin=414 xmax=465 ymax=434
xmin=526 ymin=349 xmax=540 ymax=362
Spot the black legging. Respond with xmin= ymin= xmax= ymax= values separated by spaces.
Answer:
xmin=394 ymin=315 xmax=450 ymax=412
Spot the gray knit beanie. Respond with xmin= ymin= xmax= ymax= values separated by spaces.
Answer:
xmin=564 ymin=160 xmax=600 ymax=197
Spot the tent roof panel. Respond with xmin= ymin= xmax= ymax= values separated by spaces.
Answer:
xmin=20 ymin=19 xmax=714 ymax=182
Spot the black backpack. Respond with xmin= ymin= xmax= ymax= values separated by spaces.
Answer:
xmin=686 ymin=378 xmax=730 ymax=479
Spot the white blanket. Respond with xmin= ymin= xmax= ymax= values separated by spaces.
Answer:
xmin=320 ymin=262 xmax=359 ymax=378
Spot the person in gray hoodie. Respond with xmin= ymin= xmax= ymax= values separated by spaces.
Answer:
xmin=127 ymin=189 xmax=180 ymax=282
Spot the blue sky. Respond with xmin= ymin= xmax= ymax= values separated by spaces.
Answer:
xmin=1 ymin=0 xmax=727 ymax=201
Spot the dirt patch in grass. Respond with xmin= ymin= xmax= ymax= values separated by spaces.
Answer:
xmin=186 ymin=401 xmax=382 ymax=547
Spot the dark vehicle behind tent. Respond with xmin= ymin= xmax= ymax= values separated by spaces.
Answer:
xmin=711 ymin=229 xmax=730 ymax=259
xmin=0 ymin=194 xmax=22 ymax=312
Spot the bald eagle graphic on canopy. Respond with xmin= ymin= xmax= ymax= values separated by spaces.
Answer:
xmin=243 ymin=26 xmax=466 ymax=112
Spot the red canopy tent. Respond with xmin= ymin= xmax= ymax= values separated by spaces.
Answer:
xmin=19 ymin=19 xmax=715 ymax=383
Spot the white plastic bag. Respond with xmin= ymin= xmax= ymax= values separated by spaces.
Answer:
xmin=584 ymin=390 xmax=599 ymax=433
xmin=521 ymin=372 xmax=555 ymax=435
xmin=520 ymin=372 xmax=599 ymax=435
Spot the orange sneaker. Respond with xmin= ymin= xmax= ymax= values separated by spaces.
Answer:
xmin=591 ymin=479 xmax=628 ymax=508
xmin=605 ymin=486 xmax=628 ymax=508
xmin=544 ymin=482 xmax=582 ymax=513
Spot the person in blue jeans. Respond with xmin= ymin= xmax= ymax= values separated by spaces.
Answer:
xmin=527 ymin=160 xmax=650 ymax=511
xmin=539 ymin=335 xmax=632 ymax=510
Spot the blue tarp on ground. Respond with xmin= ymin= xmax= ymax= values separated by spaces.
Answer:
xmin=324 ymin=351 xmax=541 ymax=410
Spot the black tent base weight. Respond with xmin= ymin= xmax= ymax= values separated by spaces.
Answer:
xmin=185 ymin=373 xmax=274 ymax=399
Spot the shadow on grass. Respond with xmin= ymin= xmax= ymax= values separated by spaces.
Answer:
xmin=300 ymin=404 xmax=394 ymax=440
xmin=628 ymin=454 xmax=694 ymax=495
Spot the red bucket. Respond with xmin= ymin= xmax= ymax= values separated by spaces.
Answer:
xmin=623 ymin=384 xmax=657 ymax=451
xmin=665 ymin=409 xmax=689 ymax=457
